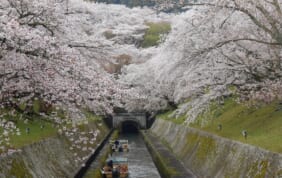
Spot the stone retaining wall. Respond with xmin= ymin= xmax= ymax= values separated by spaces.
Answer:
xmin=150 ymin=119 xmax=282 ymax=178
xmin=0 ymin=136 xmax=76 ymax=178
xmin=141 ymin=131 xmax=196 ymax=178
xmin=0 ymin=123 xmax=109 ymax=178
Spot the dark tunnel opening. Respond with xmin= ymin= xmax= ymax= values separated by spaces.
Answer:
xmin=121 ymin=121 xmax=139 ymax=133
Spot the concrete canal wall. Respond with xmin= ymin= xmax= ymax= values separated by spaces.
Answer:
xmin=150 ymin=119 xmax=282 ymax=178
xmin=0 ymin=122 xmax=109 ymax=178
xmin=0 ymin=136 xmax=77 ymax=178
xmin=142 ymin=131 xmax=196 ymax=178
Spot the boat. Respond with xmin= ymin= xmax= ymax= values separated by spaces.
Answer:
xmin=110 ymin=139 xmax=129 ymax=152
xmin=101 ymin=157 xmax=129 ymax=178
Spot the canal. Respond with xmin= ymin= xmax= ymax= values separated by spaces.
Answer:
xmin=83 ymin=132 xmax=161 ymax=178
xmin=119 ymin=133 xmax=161 ymax=178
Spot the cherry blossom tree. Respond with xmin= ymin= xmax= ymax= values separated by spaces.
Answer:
xmin=0 ymin=0 xmax=126 ymax=117
xmin=121 ymin=0 xmax=282 ymax=122
xmin=181 ymin=0 xmax=282 ymax=103
xmin=1 ymin=0 xmax=281 ymax=126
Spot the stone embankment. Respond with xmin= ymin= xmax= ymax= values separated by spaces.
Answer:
xmin=150 ymin=119 xmax=282 ymax=178
xmin=0 ymin=136 xmax=77 ymax=178
xmin=0 ymin=123 xmax=109 ymax=178
xmin=142 ymin=131 xmax=196 ymax=178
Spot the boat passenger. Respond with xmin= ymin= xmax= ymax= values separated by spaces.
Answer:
xmin=118 ymin=146 xmax=123 ymax=152
xmin=112 ymin=166 xmax=120 ymax=178
xmin=114 ymin=140 xmax=119 ymax=145
xmin=103 ymin=165 xmax=112 ymax=172
xmin=106 ymin=159 xmax=113 ymax=168
xmin=114 ymin=140 xmax=119 ymax=148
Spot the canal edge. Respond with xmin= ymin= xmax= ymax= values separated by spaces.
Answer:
xmin=74 ymin=129 xmax=115 ymax=178
xmin=141 ymin=131 xmax=196 ymax=178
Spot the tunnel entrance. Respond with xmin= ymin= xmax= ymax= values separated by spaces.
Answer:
xmin=121 ymin=120 xmax=139 ymax=133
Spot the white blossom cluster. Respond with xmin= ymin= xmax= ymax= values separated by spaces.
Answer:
xmin=120 ymin=0 xmax=282 ymax=122
xmin=0 ymin=148 xmax=22 ymax=158
xmin=240 ymin=79 xmax=282 ymax=104
xmin=1 ymin=0 xmax=282 ymax=127
xmin=0 ymin=110 xmax=22 ymax=156
xmin=58 ymin=124 xmax=101 ymax=166
xmin=0 ymin=108 xmax=102 ymax=163
xmin=0 ymin=0 xmax=142 ymax=116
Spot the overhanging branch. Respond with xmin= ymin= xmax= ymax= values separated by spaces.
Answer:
xmin=68 ymin=44 xmax=97 ymax=48
xmin=184 ymin=2 xmax=278 ymax=41
xmin=196 ymin=38 xmax=282 ymax=56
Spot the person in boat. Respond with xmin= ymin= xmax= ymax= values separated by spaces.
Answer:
xmin=114 ymin=140 xmax=119 ymax=148
xmin=120 ymin=164 xmax=128 ymax=173
xmin=103 ymin=165 xmax=112 ymax=172
xmin=112 ymin=165 xmax=120 ymax=178
xmin=106 ymin=159 xmax=113 ymax=169
xmin=118 ymin=145 xmax=123 ymax=152
xmin=102 ymin=159 xmax=113 ymax=177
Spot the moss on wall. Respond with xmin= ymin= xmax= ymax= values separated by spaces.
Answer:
xmin=0 ymin=116 xmax=110 ymax=178
xmin=142 ymin=132 xmax=179 ymax=178
xmin=246 ymin=160 xmax=269 ymax=178
xmin=194 ymin=136 xmax=216 ymax=166
xmin=150 ymin=119 xmax=282 ymax=178
xmin=9 ymin=159 xmax=32 ymax=178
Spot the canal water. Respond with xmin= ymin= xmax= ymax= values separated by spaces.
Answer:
xmin=118 ymin=133 xmax=161 ymax=178
xmin=83 ymin=132 xmax=161 ymax=178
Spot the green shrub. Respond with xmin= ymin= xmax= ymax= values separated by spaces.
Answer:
xmin=33 ymin=99 xmax=41 ymax=114
xmin=141 ymin=22 xmax=171 ymax=48
xmin=19 ymin=102 xmax=27 ymax=111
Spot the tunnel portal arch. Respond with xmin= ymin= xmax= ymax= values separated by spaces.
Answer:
xmin=120 ymin=120 xmax=139 ymax=133
xmin=112 ymin=113 xmax=146 ymax=130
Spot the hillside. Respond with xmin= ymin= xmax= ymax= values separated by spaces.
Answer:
xmin=157 ymin=98 xmax=282 ymax=153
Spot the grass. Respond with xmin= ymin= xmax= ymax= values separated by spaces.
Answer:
xmin=33 ymin=99 xmax=41 ymax=114
xmin=141 ymin=22 xmax=171 ymax=48
xmin=83 ymin=110 xmax=103 ymax=122
xmin=75 ymin=110 xmax=105 ymax=133
xmin=157 ymin=110 xmax=186 ymax=125
xmin=9 ymin=118 xmax=57 ymax=148
xmin=0 ymin=108 xmax=58 ymax=150
xmin=190 ymin=98 xmax=282 ymax=153
xmin=1 ymin=107 xmax=107 ymax=153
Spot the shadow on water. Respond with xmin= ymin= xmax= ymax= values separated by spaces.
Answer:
xmin=118 ymin=126 xmax=161 ymax=178
xmin=80 ymin=121 xmax=160 ymax=178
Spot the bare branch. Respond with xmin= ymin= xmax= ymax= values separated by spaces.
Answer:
xmin=25 ymin=22 xmax=54 ymax=36
xmin=184 ymin=2 xmax=279 ymax=41
xmin=270 ymin=0 xmax=282 ymax=15
xmin=7 ymin=0 xmax=56 ymax=36
xmin=68 ymin=44 xmax=100 ymax=49
xmin=196 ymin=38 xmax=282 ymax=56
xmin=220 ymin=9 xmax=235 ymax=29
xmin=254 ymin=1 xmax=280 ymax=36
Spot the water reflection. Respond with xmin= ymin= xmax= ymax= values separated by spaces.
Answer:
xmin=83 ymin=132 xmax=160 ymax=178
xmin=116 ymin=133 xmax=161 ymax=178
